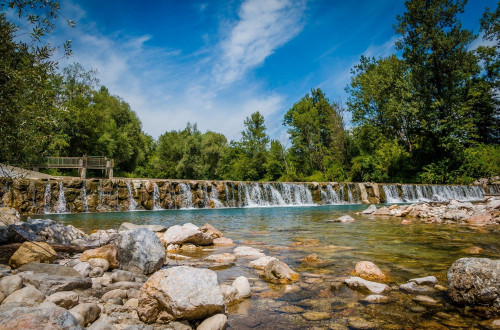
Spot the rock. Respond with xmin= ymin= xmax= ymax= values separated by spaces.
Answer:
xmin=19 ymin=272 xmax=92 ymax=295
xmin=69 ymin=302 xmax=101 ymax=326
xmin=111 ymin=270 xmax=136 ymax=283
xmin=197 ymin=313 xmax=227 ymax=330
xmin=361 ymin=205 xmax=377 ymax=214
xmin=262 ymin=259 xmax=299 ymax=284
xmin=8 ymin=241 xmax=57 ymax=268
xmin=399 ymin=282 xmax=433 ymax=293
xmin=0 ymin=306 xmax=83 ymax=329
xmin=409 ymin=275 xmax=437 ymax=285
xmin=361 ymin=294 xmax=390 ymax=304
xmin=124 ymin=298 xmax=139 ymax=309
xmin=213 ymin=237 xmax=234 ymax=246
xmin=73 ymin=262 xmax=91 ymax=277
xmin=85 ymin=230 xmax=120 ymax=248
xmin=117 ymin=228 xmax=165 ymax=275
xmin=233 ymin=246 xmax=265 ymax=259
xmin=413 ymin=295 xmax=439 ymax=306
xmin=487 ymin=199 xmax=500 ymax=210
xmin=2 ymin=286 xmax=45 ymax=307
xmin=118 ymin=222 xmax=167 ymax=233
xmin=442 ymin=209 xmax=468 ymax=221
xmin=46 ymin=291 xmax=79 ymax=309
xmin=88 ymin=258 xmax=110 ymax=272
xmin=232 ymin=276 xmax=251 ymax=299
xmin=372 ymin=207 xmax=390 ymax=216
xmin=249 ymin=256 xmax=277 ymax=269
xmin=303 ymin=253 xmax=322 ymax=263
xmin=87 ymin=321 xmax=115 ymax=330
xmin=447 ymin=257 xmax=500 ymax=311
xmin=330 ymin=281 xmax=344 ymax=292
xmin=18 ymin=262 xmax=82 ymax=277
xmin=106 ymin=281 xmax=142 ymax=291
xmin=279 ymin=305 xmax=304 ymax=314
xmin=462 ymin=246 xmax=483 ymax=254
xmin=138 ymin=266 xmax=224 ymax=323
xmin=0 ymin=207 xmax=19 ymax=226
xmin=344 ymin=277 xmax=390 ymax=294
xmin=401 ymin=220 xmax=412 ymax=224
xmin=25 ymin=219 xmax=86 ymax=245
xmin=102 ymin=289 xmax=128 ymax=302
xmin=348 ymin=318 xmax=378 ymax=329
xmin=219 ymin=284 xmax=238 ymax=305
xmin=0 ymin=275 xmax=23 ymax=296
xmin=302 ymin=311 xmax=331 ymax=321
xmin=89 ymin=267 xmax=104 ymax=278
xmin=466 ymin=215 xmax=493 ymax=226
xmin=353 ymin=261 xmax=386 ymax=280
xmin=38 ymin=300 xmax=58 ymax=309
xmin=205 ymin=253 xmax=236 ymax=263
xmin=0 ymin=223 xmax=40 ymax=245
xmin=163 ymin=223 xmax=213 ymax=246
xmin=200 ymin=223 xmax=223 ymax=239
xmin=81 ymin=244 xmax=119 ymax=269
xmin=331 ymin=215 xmax=355 ymax=223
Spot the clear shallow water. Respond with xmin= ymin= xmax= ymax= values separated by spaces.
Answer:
xmin=34 ymin=205 xmax=500 ymax=329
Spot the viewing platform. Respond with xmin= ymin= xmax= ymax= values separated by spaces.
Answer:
xmin=34 ymin=156 xmax=114 ymax=179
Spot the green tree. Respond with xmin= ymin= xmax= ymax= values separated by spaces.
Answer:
xmin=265 ymin=140 xmax=287 ymax=181
xmin=240 ymin=112 xmax=270 ymax=180
xmin=201 ymin=131 xmax=228 ymax=179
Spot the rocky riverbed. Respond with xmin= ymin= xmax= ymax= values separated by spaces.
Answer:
xmin=0 ymin=199 xmax=499 ymax=329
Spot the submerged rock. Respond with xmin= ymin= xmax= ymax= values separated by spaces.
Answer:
xmin=261 ymin=259 xmax=299 ymax=284
xmin=353 ymin=261 xmax=386 ymax=280
xmin=399 ymin=281 xmax=433 ymax=294
xmin=233 ymin=246 xmax=265 ymax=259
xmin=361 ymin=205 xmax=377 ymax=214
xmin=361 ymin=294 xmax=390 ymax=304
xmin=344 ymin=277 xmax=390 ymax=294
xmin=447 ymin=257 xmax=500 ymax=311
xmin=117 ymin=228 xmax=165 ymax=275
xmin=205 ymin=253 xmax=236 ymax=263
xmin=249 ymin=256 xmax=277 ymax=269
xmin=409 ymin=275 xmax=437 ymax=285
xmin=329 ymin=215 xmax=355 ymax=223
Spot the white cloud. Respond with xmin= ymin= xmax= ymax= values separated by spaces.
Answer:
xmin=214 ymin=0 xmax=306 ymax=85
xmin=363 ymin=35 xmax=398 ymax=58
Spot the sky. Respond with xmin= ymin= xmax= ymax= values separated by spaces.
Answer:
xmin=46 ymin=0 xmax=497 ymax=142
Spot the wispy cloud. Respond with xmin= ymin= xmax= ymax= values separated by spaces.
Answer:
xmin=214 ymin=0 xmax=306 ymax=85
xmin=363 ymin=35 xmax=399 ymax=58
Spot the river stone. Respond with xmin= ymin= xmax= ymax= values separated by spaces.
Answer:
xmin=372 ymin=207 xmax=390 ymax=216
xmin=442 ymin=209 xmax=468 ymax=221
xmin=117 ymin=228 xmax=165 ymax=275
xmin=234 ymin=246 xmax=265 ymax=259
xmin=118 ymin=222 xmax=167 ymax=233
xmin=80 ymin=244 xmax=119 ymax=269
xmin=262 ymin=259 xmax=299 ymax=284
xmin=19 ymin=272 xmax=92 ymax=295
xmin=0 ymin=207 xmax=19 ymax=226
xmin=87 ymin=321 xmax=115 ymax=330
xmin=249 ymin=256 xmax=277 ymax=269
xmin=25 ymin=219 xmax=87 ymax=245
xmin=220 ymin=284 xmax=238 ymax=305
xmin=8 ymin=241 xmax=57 ymax=268
xmin=0 ymin=275 xmax=23 ymax=296
xmin=400 ymin=281 xmax=433 ymax=293
xmin=302 ymin=311 xmax=331 ymax=321
xmin=105 ymin=281 xmax=142 ymax=291
xmin=102 ymin=289 xmax=128 ymax=302
xmin=413 ymin=295 xmax=439 ymax=306
xmin=447 ymin=257 xmax=500 ymax=311
xmin=361 ymin=294 xmax=390 ymax=304
xmin=138 ymin=266 xmax=225 ymax=323
xmin=73 ymin=262 xmax=91 ymax=277
xmin=162 ymin=223 xmax=213 ymax=246
xmin=213 ymin=237 xmax=234 ymax=246
xmin=88 ymin=258 xmax=110 ymax=271
xmin=0 ymin=306 xmax=83 ymax=329
xmin=89 ymin=267 xmax=104 ymax=278
xmin=2 ymin=286 xmax=45 ymax=307
xmin=361 ymin=205 xmax=377 ymax=214
xmin=46 ymin=291 xmax=79 ymax=309
xmin=205 ymin=253 xmax=236 ymax=263
xmin=354 ymin=261 xmax=386 ymax=280
xmin=111 ymin=269 xmax=136 ymax=283
xmin=197 ymin=313 xmax=228 ymax=330
xmin=232 ymin=276 xmax=251 ymax=299
xmin=344 ymin=277 xmax=390 ymax=294
xmin=200 ymin=223 xmax=223 ymax=238
xmin=18 ymin=262 xmax=82 ymax=277
xmin=69 ymin=302 xmax=101 ymax=326
xmin=331 ymin=215 xmax=355 ymax=223
xmin=409 ymin=275 xmax=437 ymax=285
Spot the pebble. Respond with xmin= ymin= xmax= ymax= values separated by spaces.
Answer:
xmin=302 ymin=311 xmax=331 ymax=321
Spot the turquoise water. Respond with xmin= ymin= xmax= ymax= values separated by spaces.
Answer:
xmin=35 ymin=205 xmax=500 ymax=328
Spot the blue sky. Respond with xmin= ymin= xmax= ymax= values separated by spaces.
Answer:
xmin=51 ymin=0 xmax=496 ymax=142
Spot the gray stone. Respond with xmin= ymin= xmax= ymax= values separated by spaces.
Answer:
xmin=197 ymin=313 xmax=227 ymax=330
xmin=90 ymin=267 xmax=104 ymax=278
xmin=344 ymin=277 xmax=390 ymax=294
xmin=330 ymin=215 xmax=355 ymax=223
xmin=19 ymin=272 xmax=92 ymax=295
xmin=2 ymin=286 xmax=45 ymax=307
xmin=73 ymin=262 xmax=91 ymax=277
xmin=0 ymin=223 xmax=40 ymax=245
xmin=0 ymin=306 xmax=83 ymax=329
xmin=102 ymin=289 xmax=128 ymax=302
xmin=262 ymin=259 xmax=299 ymax=284
xmin=409 ymin=275 xmax=437 ymax=285
xmin=70 ymin=302 xmax=101 ymax=326
xmin=220 ymin=284 xmax=238 ymax=305
xmin=88 ymin=258 xmax=110 ymax=271
xmin=447 ymin=257 xmax=500 ymax=311
xmin=87 ymin=321 xmax=116 ymax=330
xmin=138 ymin=266 xmax=224 ymax=323
xmin=46 ymin=291 xmax=79 ymax=309
xmin=118 ymin=222 xmax=167 ymax=233
xmin=25 ymin=219 xmax=87 ymax=245
xmin=0 ymin=275 xmax=23 ymax=296
xmin=162 ymin=223 xmax=213 ymax=246
xmin=361 ymin=205 xmax=377 ymax=214
xmin=18 ymin=262 xmax=82 ymax=277
xmin=233 ymin=246 xmax=265 ymax=259
xmin=361 ymin=294 xmax=390 ymax=304
xmin=399 ymin=281 xmax=433 ymax=293
xmin=106 ymin=281 xmax=142 ymax=291
xmin=232 ymin=276 xmax=251 ymax=299
xmin=117 ymin=228 xmax=165 ymax=275
xmin=249 ymin=256 xmax=277 ymax=269
xmin=111 ymin=269 xmax=136 ymax=283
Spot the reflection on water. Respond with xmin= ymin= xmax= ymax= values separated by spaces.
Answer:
xmin=33 ymin=205 xmax=500 ymax=328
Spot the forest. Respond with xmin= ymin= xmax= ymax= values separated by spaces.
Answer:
xmin=0 ymin=0 xmax=499 ymax=184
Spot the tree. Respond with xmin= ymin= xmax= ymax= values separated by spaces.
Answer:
xmin=265 ymin=140 xmax=286 ymax=181
xmin=240 ymin=112 xmax=269 ymax=180
xmin=201 ymin=131 xmax=228 ymax=179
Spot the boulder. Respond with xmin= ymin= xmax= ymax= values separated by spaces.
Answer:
xmin=0 ymin=306 xmax=83 ymax=329
xmin=205 ymin=253 xmax=236 ymax=263
xmin=232 ymin=276 xmax=251 ymax=299
xmin=162 ymin=223 xmax=213 ymax=246
xmin=197 ymin=314 xmax=227 ymax=330
xmin=0 ymin=207 xmax=19 ymax=226
xmin=69 ymin=302 xmax=101 ymax=326
xmin=361 ymin=205 xmax=377 ymax=214
xmin=200 ymin=223 xmax=223 ymax=238
xmin=111 ymin=270 xmax=136 ymax=283
xmin=233 ymin=246 xmax=265 ymax=259
xmin=213 ymin=237 xmax=234 ymax=246
xmin=88 ymin=258 xmax=109 ymax=272
xmin=372 ymin=207 xmax=391 ymax=216
xmin=118 ymin=222 xmax=167 ymax=233
xmin=219 ymin=284 xmax=238 ymax=305
xmin=8 ymin=241 xmax=57 ymax=268
xmin=46 ymin=291 xmax=79 ymax=309
xmin=19 ymin=272 xmax=92 ymax=295
xmin=89 ymin=267 xmax=104 ymax=278
xmin=261 ymin=259 xmax=299 ymax=284
xmin=73 ymin=262 xmax=91 ymax=277
xmin=138 ymin=266 xmax=225 ymax=323
xmin=80 ymin=244 xmax=119 ymax=269
xmin=249 ymin=256 xmax=277 ymax=270
xmin=344 ymin=277 xmax=390 ymax=294
xmin=353 ymin=261 xmax=386 ymax=280
xmin=0 ymin=275 xmax=23 ymax=296
xmin=117 ymin=228 xmax=165 ymax=275
xmin=18 ymin=263 xmax=82 ymax=277
xmin=447 ymin=257 xmax=500 ymax=311
xmin=101 ymin=289 xmax=128 ymax=303
xmin=2 ymin=286 xmax=45 ymax=307
xmin=0 ymin=223 xmax=40 ymax=245
xmin=25 ymin=219 xmax=86 ymax=245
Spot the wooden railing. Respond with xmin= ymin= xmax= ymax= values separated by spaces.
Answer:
xmin=38 ymin=156 xmax=114 ymax=178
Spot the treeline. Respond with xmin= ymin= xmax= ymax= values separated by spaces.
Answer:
xmin=1 ymin=0 xmax=499 ymax=184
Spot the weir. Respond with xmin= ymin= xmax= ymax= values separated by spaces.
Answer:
xmin=0 ymin=177 xmax=496 ymax=215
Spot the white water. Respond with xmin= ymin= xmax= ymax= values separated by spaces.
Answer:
xmin=126 ymin=182 xmax=139 ymax=211
xmin=43 ymin=183 xmax=52 ymax=214
xmin=54 ymin=182 xmax=67 ymax=213
xmin=179 ymin=183 xmax=194 ymax=209
xmin=153 ymin=183 xmax=161 ymax=210
xmin=82 ymin=181 xmax=89 ymax=212
xmin=209 ymin=185 xmax=224 ymax=208
xmin=382 ymin=184 xmax=484 ymax=203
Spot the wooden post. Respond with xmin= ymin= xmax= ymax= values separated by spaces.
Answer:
xmin=106 ymin=159 xmax=113 ymax=179
xmin=79 ymin=157 xmax=86 ymax=179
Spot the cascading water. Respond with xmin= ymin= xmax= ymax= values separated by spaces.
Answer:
xmin=153 ymin=183 xmax=161 ymax=210
xmin=209 ymin=185 xmax=224 ymax=208
xmin=381 ymin=184 xmax=485 ymax=203
xmin=382 ymin=185 xmax=403 ymax=203
xmin=179 ymin=183 xmax=194 ymax=209
xmin=55 ymin=182 xmax=67 ymax=213
xmin=322 ymin=184 xmax=342 ymax=204
xmin=81 ymin=181 xmax=89 ymax=212
xmin=126 ymin=182 xmax=138 ymax=211
xmin=43 ymin=183 xmax=52 ymax=214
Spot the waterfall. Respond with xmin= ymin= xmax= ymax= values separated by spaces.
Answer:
xmin=346 ymin=184 xmax=354 ymax=203
xmin=43 ymin=183 xmax=52 ymax=214
xmin=238 ymin=184 xmax=243 ymax=207
xmin=179 ymin=183 xmax=194 ymax=209
xmin=382 ymin=185 xmax=403 ymax=203
xmin=153 ymin=183 xmax=161 ymax=210
xmin=322 ymin=184 xmax=341 ymax=204
xmin=98 ymin=181 xmax=103 ymax=208
xmin=224 ymin=183 xmax=230 ymax=206
xmin=82 ymin=181 xmax=89 ymax=212
xmin=490 ymin=185 xmax=500 ymax=194
xmin=209 ymin=185 xmax=224 ymax=208
xmin=381 ymin=184 xmax=485 ymax=203
xmin=170 ymin=185 xmax=177 ymax=209
xmin=55 ymin=182 xmax=67 ymax=213
xmin=126 ymin=182 xmax=138 ymax=211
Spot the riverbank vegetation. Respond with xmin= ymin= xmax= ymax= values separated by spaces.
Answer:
xmin=0 ymin=0 xmax=499 ymax=184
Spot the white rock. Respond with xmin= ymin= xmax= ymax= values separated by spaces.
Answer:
xmin=232 ymin=276 xmax=251 ymax=299
xmin=344 ymin=277 xmax=390 ymax=294
xmin=2 ymin=286 xmax=45 ymax=307
xmin=249 ymin=256 xmax=278 ymax=270
xmin=73 ymin=262 xmax=91 ymax=277
xmin=361 ymin=205 xmax=377 ymax=214
xmin=88 ymin=258 xmax=109 ymax=272
xmin=233 ymin=246 xmax=265 ymax=259
xmin=219 ymin=284 xmax=238 ymax=305
xmin=197 ymin=313 xmax=228 ymax=330
xmin=163 ymin=223 xmax=213 ymax=246
xmin=409 ymin=276 xmax=437 ymax=285
xmin=0 ymin=275 xmax=23 ymax=296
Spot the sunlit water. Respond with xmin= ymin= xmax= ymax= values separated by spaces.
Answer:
xmin=34 ymin=205 xmax=500 ymax=329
